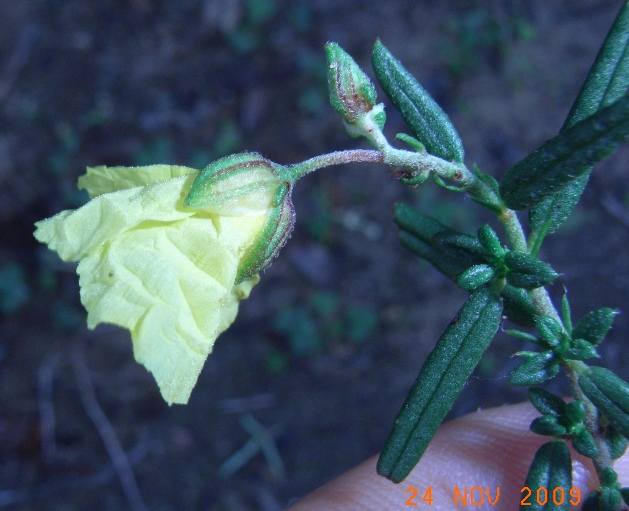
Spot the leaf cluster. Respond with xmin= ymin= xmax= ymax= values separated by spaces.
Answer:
xmin=363 ymin=1 xmax=629 ymax=504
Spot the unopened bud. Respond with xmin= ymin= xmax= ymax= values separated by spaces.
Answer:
xmin=185 ymin=152 xmax=283 ymax=216
xmin=326 ymin=42 xmax=378 ymax=124
xmin=184 ymin=152 xmax=295 ymax=284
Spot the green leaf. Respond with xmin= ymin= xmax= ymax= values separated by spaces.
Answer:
xmin=377 ymin=288 xmax=503 ymax=483
xmin=456 ymin=264 xmax=495 ymax=291
xmin=477 ymin=224 xmax=504 ymax=259
xmin=561 ymin=338 xmax=599 ymax=361
xmin=572 ymin=427 xmax=599 ymax=459
xmin=500 ymin=285 xmax=537 ymax=327
xmin=563 ymin=1 xmax=629 ymax=129
xmin=399 ymin=231 xmax=466 ymax=279
xmin=504 ymin=251 xmax=559 ymax=290
xmin=431 ymin=232 xmax=489 ymax=267
xmin=560 ymin=293 xmax=572 ymax=336
xmin=579 ymin=367 xmax=629 ymax=438
xmin=573 ymin=308 xmax=619 ymax=346
xmin=535 ymin=315 xmax=563 ymax=347
xmin=371 ymin=40 xmax=465 ymax=162
xmin=528 ymin=172 xmax=590 ymax=255
xmin=528 ymin=388 xmax=566 ymax=416
xmin=393 ymin=203 xmax=451 ymax=241
xmin=605 ymin=424 xmax=629 ymax=459
xmin=500 ymin=93 xmax=629 ymax=210
xmin=526 ymin=1 xmax=629 ymax=237
xmin=509 ymin=351 xmax=559 ymax=386
xmin=520 ymin=441 xmax=572 ymax=511
xmin=530 ymin=415 xmax=566 ymax=436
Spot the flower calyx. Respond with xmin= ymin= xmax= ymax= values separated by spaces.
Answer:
xmin=185 ymin=152 xmax=295 ymax=284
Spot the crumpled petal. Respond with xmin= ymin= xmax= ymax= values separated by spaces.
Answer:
xmin=78 ymin=164 xmax=198 ymax=198
xmin=35 ymin=169 xmax=265 ymax=404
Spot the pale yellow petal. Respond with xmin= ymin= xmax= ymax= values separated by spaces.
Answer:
xmin=35 ymin=168 xmax=267 ymax=404
xmin=78 ymin=164 xmax=198 ymax=198
xmin=34 ymin=174 xmax=197 ymax=261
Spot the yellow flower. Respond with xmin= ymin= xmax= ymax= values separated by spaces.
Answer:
xmin=34 ymin=164 xmax=266 ymax=405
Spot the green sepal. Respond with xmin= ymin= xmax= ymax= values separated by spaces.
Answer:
xmin=579 ymin=367 xmax=629 ymax=438
xmin=528 ymin=388 xmax=566 ymax=416
xmin=325 ymin=42 xmax=377 ymax=124
xmin=605 ymin=424 xmax=629 ymax=460
xmin=500 ymin=93 xmax=629 ymax=211
xmin=530 ymin=415 xmax=566 ymax=436
xmin=621 ymin=487 xmax=629 ymax=505
xmin=535 ymin=315 xmax=563 ymax=348
xmin=500 ymin=285 xmax=537 ymax=327
xmin=371 ymin=39 xmax=465 ymax=163
xmin=504 ymin=251 xmax=559 ymax=290
xmin=456 ymin=264 xmax=495 ymax=291
xmin=572 ymin=427 xmax=599 ymax=459
xmin=519 ymin=440 xmax=571 ymax=511
xmin=185 ymin=152 xmax=283 ymax=215
xmin=573 ymin=308 xmax=618 ymax=346
xmin=377 ymin=288 xmax=503 ymax=483
xmin=477 ymin=224 xmax=504 ymax=259
xmin=509 ymin=350 xmax=559 ymax=386
xmin=236 ymin=184 xmax=295 ymax=283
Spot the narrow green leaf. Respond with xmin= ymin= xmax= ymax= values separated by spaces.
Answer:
xmin=506 ymin=329 xmax=540 ymax=344
xmin=520 ymin=441 xmax=572 ymax=511
xmin=528 ymin=172 xmax=591 ymax=251
xmin=579 ymin=368 xmax=629 ymax=438
xmin=500 ymin=94 xmax=629 ymax=210
xmin=431 ymin=232 xmax=489 ymax=267
xmin=372 ymin=40 xmax=465 ymax=162
xmin=564 ymin=2 xmax=629 ymax=129
xmin=528 ymin=1 xmax=629 ymax=241
xmin=561 ymin=293 xmax=572 ymax=336
xmin=505 ymin=251 xmax=559 ymax=289
xmin=393 ymin=203 xmax=451 ymax=242
xmin=398 ymin=231 xmax=465 ymax=279
xmin=573 ymin=308 xmax=619 ymax=346
xmin=377 ymin=288 xmax=503 ymax=483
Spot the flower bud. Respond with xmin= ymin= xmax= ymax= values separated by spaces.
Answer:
xmin=184 ymin=152 xmax=295 ymax=284
xmin=326 ymin=42 xmax=378 ymax=124
xmin=184 ymin=152 xmax=283 ymax=216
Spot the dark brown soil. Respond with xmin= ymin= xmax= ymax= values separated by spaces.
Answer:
xmin=1 ymin=1 xmax=628 ymax=510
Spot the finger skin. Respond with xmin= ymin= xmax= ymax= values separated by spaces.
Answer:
xmin=287 ymin=402 xmax=629 ymax=510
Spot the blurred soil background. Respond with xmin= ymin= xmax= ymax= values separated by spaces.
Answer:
xmin=1 ymin=0 xmax=629 ymax=509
